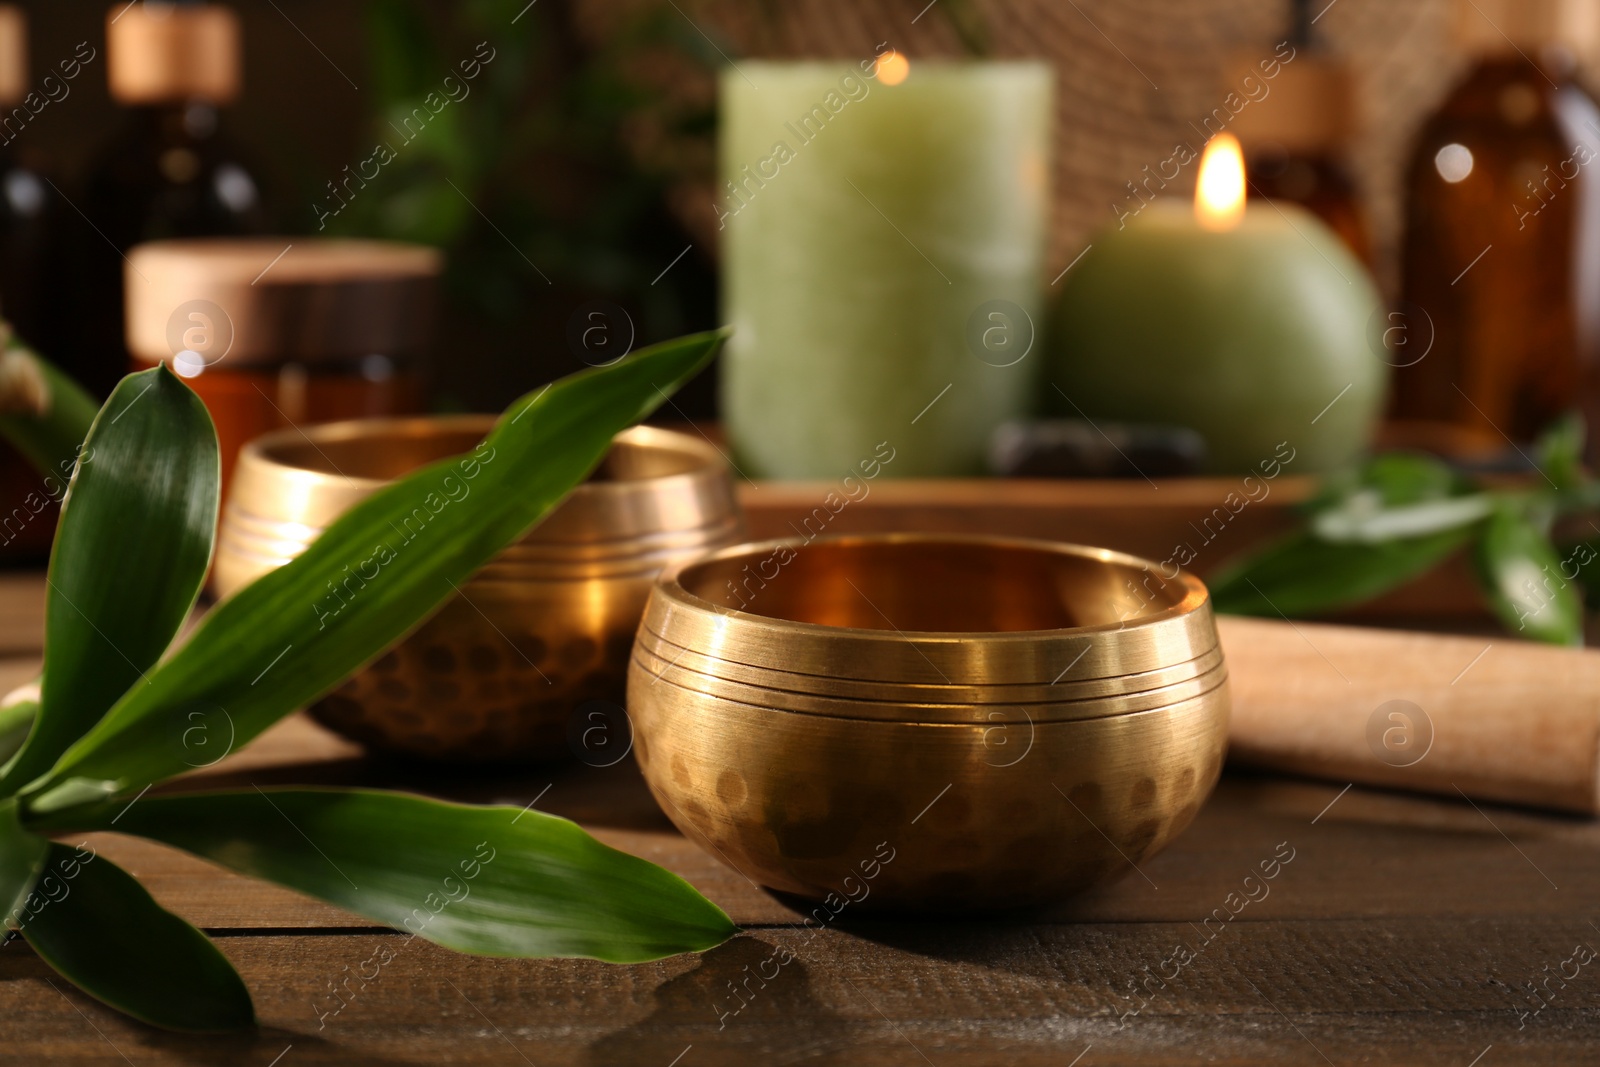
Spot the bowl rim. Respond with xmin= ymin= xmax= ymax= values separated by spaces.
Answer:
xmin=660 ymin=531 xmax=1209 ymax=640
xmin=215 ymin=417 xmax=743 ymax=599
xmin=640 ymin=532 xmax=1219 ymax=688
xmin=236 ymin=415 xmax=729 ymax=497
xmin=630 ymin=537 xmax=1216 ymax=723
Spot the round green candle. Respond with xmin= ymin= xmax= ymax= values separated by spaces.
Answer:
xmin=1051 ymin=187 xmax=1386 ymax=475
xmin=720 ymin=59 xmax=1052 ymax=478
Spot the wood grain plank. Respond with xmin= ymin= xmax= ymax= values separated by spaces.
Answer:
xmin=0 ymin=654 xmax=37 ymax=699
xmin=0 ymin=573 xmax=45 ymax=656
xmin=9 ymin=618 xmax=1597 ymax=931
xmin=739 ymin=477 xmax=1310 ymax=579
xmin=1 ymin=917 xmax=1596 ymax=1066
xmin=73 ymin=725 xmax=1600 ymax=933
xmin=737 ymin=479 xmax=1490 ymax=620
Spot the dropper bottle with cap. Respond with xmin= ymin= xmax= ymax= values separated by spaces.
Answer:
xmin=70 ymin=0 xmax=269 ymax=399
xmin=1395 ymin=0 xmax=1600 ymax=450
xmin=1230 ymin=0 xmax=1371 ymax=264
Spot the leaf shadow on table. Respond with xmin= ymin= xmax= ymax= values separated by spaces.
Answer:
xmin=0 ymin=947 xmax=422 ymax=1067
xmin=583 ymin=934 xmax=872 ymax=1067
xmin=127 ymin=1028 xmax=422 ymax=1067
xmin=764 ymin=887 xmax=1109 ymax=975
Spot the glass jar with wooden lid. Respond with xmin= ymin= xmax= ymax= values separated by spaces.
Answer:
xmin=124 ymin=238 xmax=441 ymax=494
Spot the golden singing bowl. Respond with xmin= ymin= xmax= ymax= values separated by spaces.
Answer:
xmin=215 ymin=417 xmax=744 ymax=761
xmin=627 ymin=534 xmax=1228 ymax=911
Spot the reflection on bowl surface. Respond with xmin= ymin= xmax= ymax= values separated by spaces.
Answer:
xmin=629 ymin=534 xmax=1228 ymax=912
xmin=676 ymin=536 xmax=1194 ymax=631
xmin=265 ymin=421 xmax=710 ymax=485
xmin=216 ymin=417 xmax=743 ymax=761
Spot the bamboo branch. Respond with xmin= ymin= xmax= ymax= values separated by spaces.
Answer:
xmin=0 ymin=327 xmax=101 ymax=480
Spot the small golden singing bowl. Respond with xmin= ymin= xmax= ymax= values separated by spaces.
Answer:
xmin=627 ymin=534 xmax=1228 ymax=911
xmin=215 ymin=417 xmax=744 ymax=761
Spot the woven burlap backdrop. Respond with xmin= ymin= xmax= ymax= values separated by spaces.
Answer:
xmin=573 ymin=0 xmax=1509 ymax=297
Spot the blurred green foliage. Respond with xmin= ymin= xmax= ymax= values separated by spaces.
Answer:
xmin=316 ymin=0 xmax=723 ymax=408
xmin=1212 ymin=415 xmax=1600 ymax=645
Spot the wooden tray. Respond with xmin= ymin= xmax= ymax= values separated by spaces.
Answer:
xmin=738 ymin=477 xmax=1489 ymax=625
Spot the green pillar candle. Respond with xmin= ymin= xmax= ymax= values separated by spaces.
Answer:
xmin=1051 ymin=137 xmax=1385 ymax=475
xmin=720 ymin=59 xmax=1052 ymax=479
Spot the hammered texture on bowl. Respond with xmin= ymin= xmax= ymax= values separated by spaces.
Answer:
xmin=310 ymin=586 xmax=633 ymax=760
xmin=216 ymin=418 xmax=743 ymax=762
xmin=630 ymin=670 xmax=1228 ymax=911
xmin=627 ymin=533 xmax=1230 ymax=911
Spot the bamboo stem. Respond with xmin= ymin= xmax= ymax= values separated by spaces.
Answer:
xmin=0 ymin=333 xmax=101 ymax=480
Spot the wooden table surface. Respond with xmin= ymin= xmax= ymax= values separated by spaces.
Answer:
xmin=3 ymin=566 xmax=1598 ymax=1066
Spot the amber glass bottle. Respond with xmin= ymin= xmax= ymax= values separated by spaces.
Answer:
xmin=1396 ymin=0 xmax=1600 ymax=445
xmin=71 ymin=2 xmax=268 ymax=400
xmin=1231 ymin=1 xmax=1371 ymax=265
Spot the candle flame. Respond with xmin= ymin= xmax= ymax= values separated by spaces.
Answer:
xmin=1195 ymin=133 xmax=1246 ymax=231
xmin=876 ymin=50 xmax=909 ymax=86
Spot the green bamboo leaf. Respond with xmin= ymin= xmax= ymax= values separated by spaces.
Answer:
xmin=0 ymin=337 xmax=100 ymax=481
xmin=0 ymin=366 xmax=218 ymax=795
xmin=22 ymin=843 xmax=254 ymax=1033
xmin=1307 ymin=451 xmax=1469 ymax=515
xmin=0 ymin=799 xmax=47 ymax=924
xmin=0 ymin=689 xmax=36 ymax=766
xmin=27 ymin=330 xmax=726 ymax=808
xmin=1565 ymin=538 xmax=1600 ymax=609
xmin=1534 ymin=412 xmax=1585 ymax=492
xmin=46 ymin=789 xmax=737 ymax=964
xmin=365 ymin=0 xmax=444 ymax=107
xmin=1210 ymin=526 xmax=1474 ymax=618
xmin=1310 ymin=494 xmax=1495 ymax=543
xmin=1474 ymin=506 xmax=1584 ymax=646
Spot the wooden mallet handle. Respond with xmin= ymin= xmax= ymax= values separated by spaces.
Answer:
xmin=1218 ymin=616 xmax=1600 ymax=814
